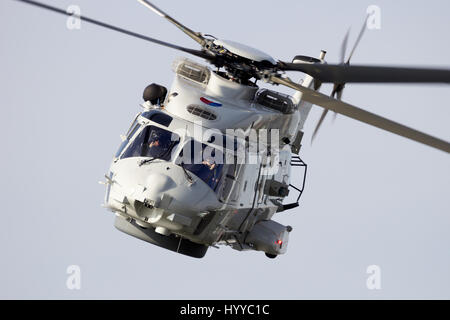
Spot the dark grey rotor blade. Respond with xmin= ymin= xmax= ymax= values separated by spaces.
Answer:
xmin=346 ymin=14 xmax=369 ymax=64
xmin=340 ymin=28 xmax=350 ymax=64
xmin=138 ymin=0 xmax=206 ymax=46
xmin=311 ymin=109 xmax=329 ymax=143
xmin=13 ymin=0 xmax=212 ymax=61
xmin=312 ymin=84 xmax=343 ymax=143
xmin=270 ymin=75 xmax=450 ymax=153
xmin=278 ymin=62 xmax=450 ymax=84
xmin=332 ymin=89 xmax=343 ymax=123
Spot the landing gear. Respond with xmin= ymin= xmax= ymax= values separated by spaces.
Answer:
xmin=265 ymin=253 xmax=277 ymax=259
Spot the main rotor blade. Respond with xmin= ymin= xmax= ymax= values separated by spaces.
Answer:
xmin=311 ymin=84 xmax=344 ymax=143
xmin=346 ymin=15 xmax=369 ymax=64
xmin=311 ymin=109 xmax=329 ymax=143
xmin=270 ymin=76 xmax=450 ymax=153
xmin=13 ymin=0 xmax=211 ymax=61
xmin=278 ymin=62 xmax=450 ymax=84
xmin=340 ymin=29 xmax=350 ymax=64
xmin=138 ymin=0 xmax=206 ymax=47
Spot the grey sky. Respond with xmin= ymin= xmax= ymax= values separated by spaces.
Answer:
xmin=0 ymin=0 xmax=449 ymax=299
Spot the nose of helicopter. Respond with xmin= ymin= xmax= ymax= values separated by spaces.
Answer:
xmin=105 ymin=158 xmax=221 ymax=223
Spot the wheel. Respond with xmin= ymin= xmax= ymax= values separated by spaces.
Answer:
xmin=265 ymin=253 xmax=277 ymax=259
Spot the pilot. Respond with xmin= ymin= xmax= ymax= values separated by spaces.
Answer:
xmin=202 ymin=157 xmax=221 ymax=187
xmin=202 ymin=158 xmax=217 ymax=171
xmin=149 ymin=140 xmax=160 ymax=148
xmin=148 ymin=131 xmax=161 ymax=149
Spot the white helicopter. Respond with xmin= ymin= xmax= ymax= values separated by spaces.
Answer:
xmin=16 ymin=0 xmax=450 ymax=258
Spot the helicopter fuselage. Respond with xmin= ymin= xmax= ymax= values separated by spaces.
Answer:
xmin=104 ymin=58 xmax=310 ymax=258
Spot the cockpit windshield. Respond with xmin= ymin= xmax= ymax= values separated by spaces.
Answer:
xmin=121 ymin=125 xmax=180 ymax=161
xmin=176 ymin=140 xmax=229 ymax=191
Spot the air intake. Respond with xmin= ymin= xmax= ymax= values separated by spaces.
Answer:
xmin=256 ymin=89 xmax=295 ymax=114
xmin=186 ymin=105 xmax=217 ymax=120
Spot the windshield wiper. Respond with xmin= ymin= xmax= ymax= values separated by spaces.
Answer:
xmin=180 ymin=162 xmax=194 ymax=184
xmin=139 ymin=157 xmax=157 ymax=166
xmin=139 ymin=140 xmax=179 ymax=167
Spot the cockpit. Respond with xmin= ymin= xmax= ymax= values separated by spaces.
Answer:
xmin=121 ymin=125 xmax=180 ymax=161
xmin=114 ymin=110 xmax=174 ymax=159
xmin=114 ymin=111 xmax=237 ymax=194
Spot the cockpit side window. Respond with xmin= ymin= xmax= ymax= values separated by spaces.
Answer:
xmin=121 ymin=125 xmax=180 ymax=161
xmin=114 ymin=114 xmax=142 ymax=159
xmin=127 ymin=123 xmax=140 ymax=140
xmin=115 ymin=139 xmax=129 ymax=159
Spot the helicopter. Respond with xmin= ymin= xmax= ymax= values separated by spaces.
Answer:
xmin=14 ymin=0 xmax=450 ymax=259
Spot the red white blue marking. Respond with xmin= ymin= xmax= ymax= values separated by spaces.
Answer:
xmin=200 ymin=97 xmax=222 ymax=107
